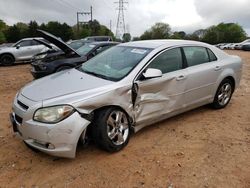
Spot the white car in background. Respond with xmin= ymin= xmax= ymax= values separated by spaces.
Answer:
xmin=0 ymin=38 xmax=49 ymax=65
xmin=234 ymin=39 xmax=250 ymax=50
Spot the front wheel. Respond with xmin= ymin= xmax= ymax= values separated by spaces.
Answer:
xmin=93 ymin=108 xmax=130 ymax=152
xmin=0 ymin=54 xmax=15 ymax=65
xmin=212 ymin=79 xmax=233 ymax=109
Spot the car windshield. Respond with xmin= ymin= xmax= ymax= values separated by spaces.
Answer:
xmin=76 ymin=44 xmax=96 ymax=56
xmin=69 ymin=40 xmax=86 ymax=50
xmin=78 ymin=46 xmax=152 ymax=81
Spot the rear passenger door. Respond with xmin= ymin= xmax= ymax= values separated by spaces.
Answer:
xmin=183 ymin=46 xmax=220 ymax=106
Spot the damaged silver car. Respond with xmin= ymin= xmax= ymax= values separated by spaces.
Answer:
xmin=10 ymin=40 xmax=242 ymax=158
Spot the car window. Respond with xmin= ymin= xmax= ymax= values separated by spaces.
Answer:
xmin=69 ymin=41 xmax=85 ymax=50
xmin=76 ymin=44 xmax=96 ymax=56
xmin=183 ymin=47 xmax=210 ymax=67
xmin=207 ymin=48 xmax=217 ymax=61
xmin=147 ymin=48 xmax=183 ymax=74
xmin=96 ymin=45 xmax=112 ymax=54
xmin=18 ymin=40 xmax=32 ymax=47
xmin=31 ymin=40 xmax=41 ymax=46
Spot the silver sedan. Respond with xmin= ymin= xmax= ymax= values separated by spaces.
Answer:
xmin=10 ymin=40 xmax=242 ymax=158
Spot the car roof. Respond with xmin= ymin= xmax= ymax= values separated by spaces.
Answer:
xmin=21 ymin=37 xmax=44 ymax=41
xmin=119 ymin=39 xmax=210 ymax=49
xmin=88 ymin=41 xmax=120 ymax=45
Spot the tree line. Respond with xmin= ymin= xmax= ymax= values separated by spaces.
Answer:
xmin=0 ymin=19 xmax=114 ymax=43
xmin=0 ymin=19 xmax=248 ymax=44
xmin=136 ymin=22 xmax=247 ymax=44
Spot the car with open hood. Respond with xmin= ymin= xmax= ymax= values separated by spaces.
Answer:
xmin=31 ymin=30 xmax=119 ymax=79
xmin=10 ymin=39 xmax=242 ymax=158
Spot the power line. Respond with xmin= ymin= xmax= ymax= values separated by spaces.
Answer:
xmin=55 ymin=0 xmax=79 ymax=11
xmin=114 ymin=0 xmax=128 ymax=39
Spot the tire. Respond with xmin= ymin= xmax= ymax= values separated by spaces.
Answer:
xmin=56 ymin=66 xmax=72 ymax=72
xmin=212 ymin=79 xmax=234 ymax=109
xmin=92 ymin=107 xmax=130 ymax=152
xmin=0 ymin=54 xmax=15 ymax=65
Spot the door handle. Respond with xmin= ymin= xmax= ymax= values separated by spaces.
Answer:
xmin=214 ymin=66 xmax=222 ymax=71
xmin=176 ymin=75 xmax=186 ymax=81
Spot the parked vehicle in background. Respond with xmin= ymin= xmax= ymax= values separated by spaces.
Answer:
xmin=242 ymin=43 xmax=250 ymax=51
xmin=215 ymin=43 xmax=226 ymax=49
xmin=67 ymin=39 xmax=88 ymax=50
xmin=31 ymin=30 xmax=119 ymax=78
xmin=84 ymin=36 xmax=113 ymax=42
xmin=11 ymin=39 xmax=242 ymax=158
xmin=0 ymin=38 xmax=48 ymax=65
xmin=234 ymin=39 xmax=250 ymax=50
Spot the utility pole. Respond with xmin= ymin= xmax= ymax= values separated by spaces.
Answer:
xmin=77 ymin=6 xmax=93 ymax=33
xmin=110 ymin=20 xmax=112 ymax=32
xmin=114 ymin=0 xmax=128 ymax=39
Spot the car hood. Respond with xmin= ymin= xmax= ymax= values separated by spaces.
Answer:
xmin=37 ymin=29 xmax=81 ymax=58
xmin=21 ymin=68 xmax=114 ymax=102
xmin=0 ymin=46 xmax=14 ymax=52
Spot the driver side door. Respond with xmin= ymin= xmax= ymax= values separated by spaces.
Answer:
xmin=133 ymin=47 xmax=188 ymax=126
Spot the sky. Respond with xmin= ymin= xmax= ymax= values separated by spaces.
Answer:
xmin=0 ymin=0 xmax=249 ymax=37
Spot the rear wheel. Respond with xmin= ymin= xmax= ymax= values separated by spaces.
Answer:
xmin=93 ymin=107 xmax=130 ymax=152
xmin=0 ymin=54 xmax=15 ymax=65
xmin=56 ymin=66 xmax=72 ymax=72
xmin=212 ymin=79 xmax=233 ymax=109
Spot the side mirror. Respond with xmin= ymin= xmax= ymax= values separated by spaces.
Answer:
xmin=16 ymin=45 xmax=21 ymax=49
xmin=143 ymin=68 xmax=162 ymax=79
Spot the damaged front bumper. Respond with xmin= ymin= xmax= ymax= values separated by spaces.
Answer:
xmin=10 ymin=111 xmax=90 ymax=158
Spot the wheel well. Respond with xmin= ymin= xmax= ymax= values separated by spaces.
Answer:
xmin=224 ymin=76 xmax=235 ymax=92
xmin=94 ymin=105 xmax=131 ymax=117
xmin=0 ymin=53 xmax=15 ymax=61
xmin=93 ymin=105 xmax=134 ymax=125
xmin=81 ymin=105 xmax=134 ymax=144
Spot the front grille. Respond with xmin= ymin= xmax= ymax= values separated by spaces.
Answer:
xmin=15 ymin=114 xmax=23 ymax=124
xmin=17 ymin=100 xmax=29 ymax=110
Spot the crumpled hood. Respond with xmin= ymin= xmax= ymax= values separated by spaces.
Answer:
xmin=21 ymin=68 xmax=114 ymax=102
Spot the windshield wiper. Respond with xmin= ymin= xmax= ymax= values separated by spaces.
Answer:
xmin=82 ymin=69 xmax=112 ymax=81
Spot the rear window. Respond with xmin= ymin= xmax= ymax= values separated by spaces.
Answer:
xmin=207 ymin=48 xmax=217 ymax=61
xmin=183 ymin=47 xmax=210 ymax=67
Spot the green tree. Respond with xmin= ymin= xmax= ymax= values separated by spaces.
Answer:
xmin=0 ymin=20 xmax=7 ymax=31
xmin=171 ymin=31 xmax=186 ymax=39
xmin=202 ymin=23 xmax=247 ymax=44
xmin=4 ymin=25 xmax=21 ymax=42
xmin=140 ymin=22 xmax=171 ymax=40
xmin=122 ymin=33 xmax=131 ymax=42
xmin=0 ymin=31 xmax=6 ymax=43
xmin=28 ymin=21 xmax=39 ymax=37
xmin=16 ymin=22 xmax=29 ymax=38
xmin=0 ymin=20 xmax=7 ymax=43
xmin=41 ymin=21 xmax=73 ymax=41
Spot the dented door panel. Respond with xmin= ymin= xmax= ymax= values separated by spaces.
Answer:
xmin=133 ymin=70 xmax=187 ymax=126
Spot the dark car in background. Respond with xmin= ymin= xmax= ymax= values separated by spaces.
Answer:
xmin=242 ymin=43 xmax=250 ymax=51
xmin=31 ymin=30 xmax=118 ymax=79
xmin=67 ymin=36 xmax=113 ymax=50
xmin=67 ymin=39 xmax=88 ymax=50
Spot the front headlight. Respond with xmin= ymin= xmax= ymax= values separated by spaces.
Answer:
xmin=38 ymin=64 xmax=47 ymax=70
xmin=33 ymin=105 xmax=74 ymax=123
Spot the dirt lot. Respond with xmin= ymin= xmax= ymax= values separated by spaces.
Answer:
xmin=0 ymin=50 xmax=249 ymax=188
